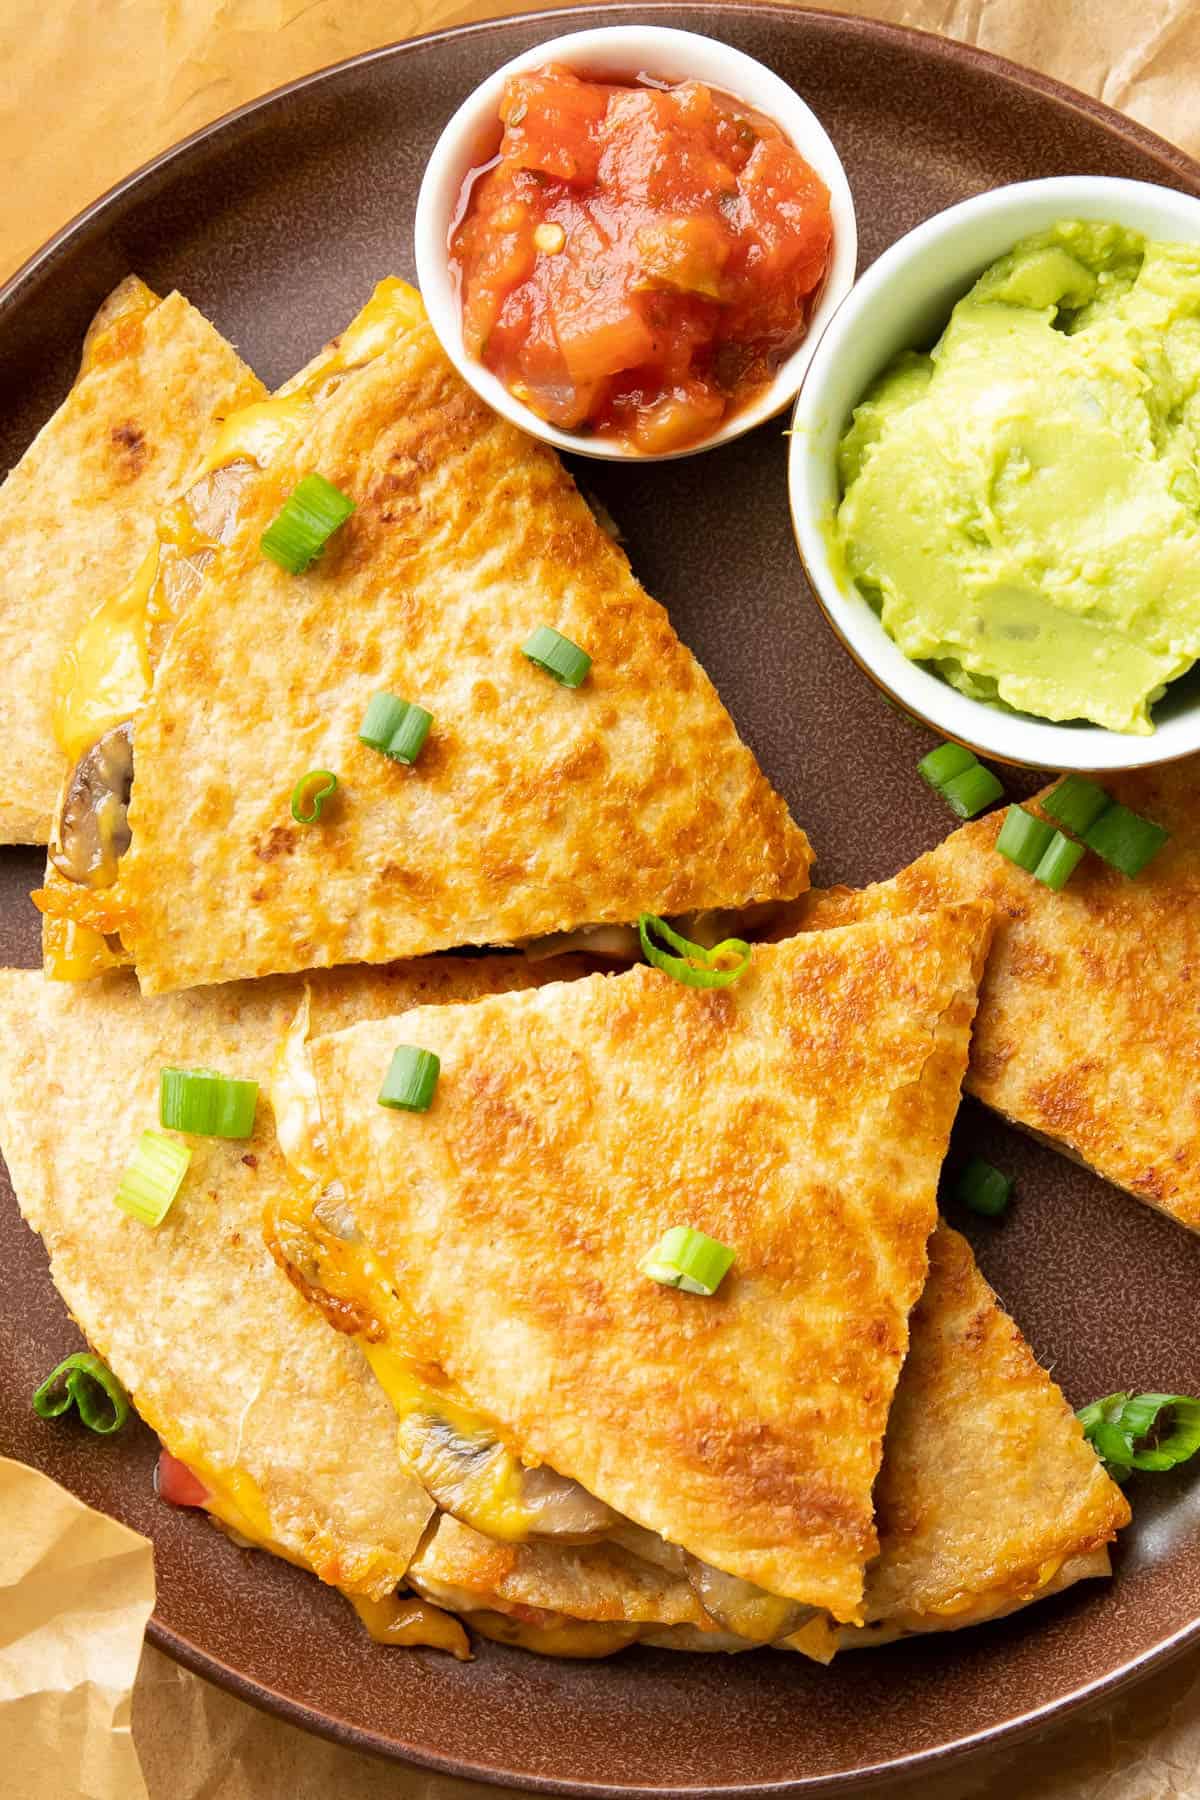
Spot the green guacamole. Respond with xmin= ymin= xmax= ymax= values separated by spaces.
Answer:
xmin=836 ymin=220 xmax=1200 ymax=734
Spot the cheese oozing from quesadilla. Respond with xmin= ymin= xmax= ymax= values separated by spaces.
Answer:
xmin=37 ymin=278 xmax=429 ymax=981
xmin=36 ymin=283 xmax=811 ymax=995
xmin=268 ymin=908 xmax=994 ymax=1629
xmin=0 ymin=275 xmax=264 ymax=845
xmin=405 ymin=1223 xmax=1127 ymax=1657
xmin=768 ymin=760 xmax=1200 ymax=1233
xmin=0 ymin=954 xmax=588 ymax=1622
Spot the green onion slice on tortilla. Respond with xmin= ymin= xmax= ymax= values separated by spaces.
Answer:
xmin=358 ymin=693 xmax=433 ymax=765
xmin=638 ymin=913 xmax=752 ymax=989
xmin=521 ymin=625 xmax=591 ymax=688
xmin=290 ymin=770 xmax=338 ymax=824
xmin=114 ymin=1129 xmax=191 ymax=1227
xmin=260 ymin=473 xmax=355 ymax=574
xmin=159 ymin=1068 xmax=259 ymax=1139
xmin=33 ymin=1352 xmax=130 ymax=1435
xmin=379 ymin=1045 xmax=441 ymax=1113
xmin=642 ymin=1226 xmax=735 ymax=1296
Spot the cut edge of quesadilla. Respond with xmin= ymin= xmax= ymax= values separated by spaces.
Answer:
xmin=401 ymin=1226 xmax=1127 ymax=1661
xmin=36 ymin=285 xmax=812 ymax=995
xmin=0 ymin=955 xmax=586 ymax=1641
xmin=35 ymin=277 xmax=431 ymax=981
xmin=0 ymin=275 xmax=265 ymax=845
xmin=267 ymin=906 xmax=994 ymax=1629
xmin=767 ymin=760 xmax=1200 ymax=1233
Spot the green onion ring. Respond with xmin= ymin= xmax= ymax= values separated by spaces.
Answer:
xmin=637 ymin=914 xmax=752 ymax=989
xmin=33 ymin=1352 xmax=130 ymax=1435
xmin=290 ymin=770 xmax=338 ymax=824
xmin=1078 ymin=1390 xmax=1200 ymax=1479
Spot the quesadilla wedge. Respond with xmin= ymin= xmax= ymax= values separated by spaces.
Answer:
xmin=769 ymin=761 xmax=1200 ymax=1232
xmin=0 ymin=954 xmax=584 ymax=1637
xmin=408 ymin=1224 xmax=1126 ymax=1658
xmin=267 ymin=905 xmax=994 ymax=1629
xmin=0 ymin=275 xmax=264 ymax=844
xmin=36 ymin=278 xmax=430 ymax=982
xmin=37 ymin=283 xmax=811 ymax=995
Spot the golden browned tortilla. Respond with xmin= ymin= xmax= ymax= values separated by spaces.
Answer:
xmin=770 ymin=760 xmax=1200 ymax=1232
xmin=0 ymin=276 xmax=264 ymax=843
xmin=62 ymin=298 xmax=809 ymax=993
xmin=0 ymin=956 xmax=586 ymax=1600
xmin=271 ymin=906 xmax=993 ymax=1626
xmin=407 ymin=1225 xmax=1127 ymax=1657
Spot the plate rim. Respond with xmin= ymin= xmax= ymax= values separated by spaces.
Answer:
xmin=4 ymin=5 xmax=1200 ymax=1792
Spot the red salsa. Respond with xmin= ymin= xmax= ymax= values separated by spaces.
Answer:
xmin=450 ymin=66 xmax=834 ymax=454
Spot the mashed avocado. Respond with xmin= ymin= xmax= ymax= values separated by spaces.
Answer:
xmin=836 ymin=220 xmax=1200 ymax=733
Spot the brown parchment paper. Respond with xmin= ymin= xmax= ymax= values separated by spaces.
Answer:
xmin=4 ymin=1 xmax=1200 ymax=1796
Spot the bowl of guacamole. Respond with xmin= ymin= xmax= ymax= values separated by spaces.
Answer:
xmin=789 ymin=177 xmax=1200 ymax=771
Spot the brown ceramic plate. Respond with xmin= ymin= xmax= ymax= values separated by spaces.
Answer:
xmin=3 ymin=7 xmax=1200 ymax=1792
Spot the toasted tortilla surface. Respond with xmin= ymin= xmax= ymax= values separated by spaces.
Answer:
xmin=771 ymin=762 xmax=1200 ymax=1231
xmin=0 ymin=277 xmax=264 ymax=843
xmin=288 ymin=906 xmax=992 ymax=1623
xmin=0 ymin=955 xmax=586 ymax=1598
xmin=109 ymin=310 xmax=810 ymax=993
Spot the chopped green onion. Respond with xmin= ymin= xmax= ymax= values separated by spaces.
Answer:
xmin=955 ymin=1155 xmax=1012 ymax=1217
xmin=358 ymin=692 xmax=433 ymax=765
xmin=379 ymin=1045 xmax=440 ymax=1113
xmin=1078 ymin=1391 xmax=1200 ymax=1480
xmin=917 ymin=742 xmax=976 ymax=791
xmin=260 ymin=473 xmax=355 ymax=574
xmin=1034 ymin=830 xmax=1086 ymax=892
xmin=33 ymin=1352 xmax=130 ymax=1435
xmin=995 ymin=805 xmax=1055 ymax=873
xmin=1085 ymin=803 xmax=1170 ymax=879
xmin=638 ymin=913 xmax=752 ymax=989
xmin=641 ymin=1225 xmax=735 ymax=1296
xmin=521 ymin=625 xmax=591 ymax=688
xmin=159 ymin=1067 xmax=259 ymax=1139
xmin=290 ymin=770 xmax=338 ymax=824
xmin=1042 ymin=774 xmax=1110 ymax=837
xmin=940 ymin=763 xmax=1004 ymax=820
xmin=114 ymin=1129 xmax=191 ymax=1227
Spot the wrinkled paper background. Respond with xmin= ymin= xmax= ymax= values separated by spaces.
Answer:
xmin=4 ymin=1 xmax=1200 ymax=1794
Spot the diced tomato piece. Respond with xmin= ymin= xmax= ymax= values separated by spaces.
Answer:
xmin=500 ymin=68 xmax=606 ymax=184
xmin=156 ymin=1447 xmax=210 ymax=1508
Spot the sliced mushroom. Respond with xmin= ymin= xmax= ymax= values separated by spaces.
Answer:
xmin=685 ymin=1557 xmax=815 ymax=1644
xmin=311 ymin=1180 xmax=361 ymax=1244
xmin=398 ymin=1410 xmax=618 ymax=1543
xmin=184 ymin=458 xmax=257 ymax=545
xmin=49 ymin=721 xmax=134 ymax=888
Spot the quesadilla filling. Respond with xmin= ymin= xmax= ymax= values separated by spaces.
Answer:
xmin=36 ymin=279 xmax=429 ymax=980
xmin=264 ymin=1001 xmax=835 ymax=1661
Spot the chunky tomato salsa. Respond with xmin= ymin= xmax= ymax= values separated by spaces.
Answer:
xmin=450 ymin=66 xmax=834 ymax=454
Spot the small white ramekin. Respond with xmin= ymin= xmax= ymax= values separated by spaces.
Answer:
xmin=789 ymin=175 xmax=1200 ymax=772
xmin=414 ymin=24 xmax=857 ymax=463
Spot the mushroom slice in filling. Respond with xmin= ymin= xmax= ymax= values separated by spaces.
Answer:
xmin=685 ymin=1557 xmax=815 ymax=1643
xmin=49 ymin=721 xmax=134 ymax=888
xmin=398 ymin=1410 xmax=619 ymax=1544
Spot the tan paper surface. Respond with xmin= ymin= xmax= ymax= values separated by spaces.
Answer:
xmin=3 ymin=1 xmax=1200 ymax=1795
xmin=0 ymin=1458 xmax=153 ymax=1800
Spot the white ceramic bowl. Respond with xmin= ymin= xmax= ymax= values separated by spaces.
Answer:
xmin=789 ymin=175 xmax=1200 ymax=772
xmin=414 ymin=24 xmax=857 ymax=462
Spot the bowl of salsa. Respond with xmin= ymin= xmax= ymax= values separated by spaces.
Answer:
xmin=415 ymin=26 xmax=857 ymax=460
